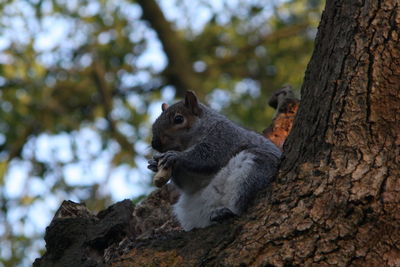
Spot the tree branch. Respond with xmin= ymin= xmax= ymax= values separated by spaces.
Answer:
xmin=207 ymin=22 xmax=310 ymax=70
xmin=136 ymin=0 xmax=200 ymax=97
xmin=91 ymin=60 xmax=135 ymax=156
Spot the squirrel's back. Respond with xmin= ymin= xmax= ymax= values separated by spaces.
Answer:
xmin=198 ymin=104 xmax=281 ymax=157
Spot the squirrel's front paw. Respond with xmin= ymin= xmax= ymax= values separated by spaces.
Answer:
xmin=155 ymin=151 xmax=180 ymax=169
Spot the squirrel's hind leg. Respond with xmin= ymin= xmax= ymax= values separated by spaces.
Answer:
xmin=233 ymin=148 xmax=279 ymax=213
xmin=207 ymin=151 xmax=257 ymax=216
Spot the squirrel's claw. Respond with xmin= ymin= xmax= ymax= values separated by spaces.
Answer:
xmin=147 ymin=159 xmax=158 ymax=172
xmin=159 ymin=151 xmax=179 ymax=169
xmin=210 ymin=207 xmax=236 ymax=223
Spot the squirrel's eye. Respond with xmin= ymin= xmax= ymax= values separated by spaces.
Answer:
xmin=174 ymin=115 xmax=184 ymax=124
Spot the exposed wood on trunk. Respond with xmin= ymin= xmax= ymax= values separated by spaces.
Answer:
xmin=263 ymin=85 xmax=300 ymax=150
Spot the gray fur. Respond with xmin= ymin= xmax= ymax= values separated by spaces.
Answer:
xmin=150 ymin=97 xmax=281 ymax=231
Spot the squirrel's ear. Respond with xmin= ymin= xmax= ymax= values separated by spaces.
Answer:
xmin=161 ymin=103 xmax=169 ymax=112
xmin=184 ymin=91 xmax=202 ymax=116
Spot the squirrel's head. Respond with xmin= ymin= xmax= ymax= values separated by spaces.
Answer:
xmin=268 ymin=85 xmax=294 ymax=109
xmin=151 ymin=91 xmax=203 ymax=152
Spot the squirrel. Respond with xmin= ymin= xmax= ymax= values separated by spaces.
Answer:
xmin=147 ymin=91 xmax=281 ymax=231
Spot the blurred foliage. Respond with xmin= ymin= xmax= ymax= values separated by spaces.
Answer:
xmin=0 ymin=0 xmax=324 ymax=265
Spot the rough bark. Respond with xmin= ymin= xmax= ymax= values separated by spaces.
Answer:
xmin=33 ymin=185 xmax=180 ymax=267
xmin=32 ymin=200 xmax=136 ymax=267
xmin=34 ymin=0 xmax=400 ymax=266
xmin=109 ymin=1 xmax=400 ymax=265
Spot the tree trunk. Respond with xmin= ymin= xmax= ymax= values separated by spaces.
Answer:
xmin=34 ymin=1 xmax=400 ymax=266
xmin=110 ymin=1 xmax=400 ymax=266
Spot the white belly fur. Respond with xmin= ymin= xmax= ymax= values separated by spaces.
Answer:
xmin=173 ymin=151 xmax=256 ymax=231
